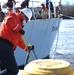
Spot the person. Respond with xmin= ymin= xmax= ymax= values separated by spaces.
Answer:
xmin=0 ymin=6 xmax=33 ymax=75
xmin=41 ymin=3 xmax=48 ymax=19
xmin=25 ymin=0 xmax=30 ymax=8
xmin=21 ymin=0 xmax=30 ymax=9
xmin=8 ymin=0 xmax=16 ymax=4
xmin=46 ymin=0 xmax=54 ymax=12
xmin=6 ymin=0 xmax=14 ymax=14
xmin=0 ymin=5 xmax=5 ymax=22
xmin=56 ymin=5 xmax=59 ymax=18
xmin=21 ymin=0 xmax=26 ymax=9
xmin=41 ymin=3 xmax=46 ymax=18
xmin=6 ymin=0 xmax=16 ymax=14
xmin=46 ymin=0 xmax=54 ymax=18
xmin=50 ymin=2 xmax=54 ymax=17
xmin=50 ymin=2 xmax=54 ymax=13
xmin=46 ymin=0 xmax=49 ymax=9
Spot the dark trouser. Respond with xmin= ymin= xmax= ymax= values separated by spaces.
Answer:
xmin=0 ymin=38 xmax=19 ymax=75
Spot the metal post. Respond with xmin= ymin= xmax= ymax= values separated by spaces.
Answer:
xmin=53 ymin=1 xmax=56 ymax=18
xmin=48 ymin=0 xmax=51 ymax=19
xmin=58 ymin=0 xmax=62 ymax=17
xmin=59 ymin=0 xmax=62 ymax=13
xmin=32 ymin=0 xmax=36 ymax=19
xmin=13 ymin=1 xmax=16 ymax=13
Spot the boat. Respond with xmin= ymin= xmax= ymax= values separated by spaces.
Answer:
xmin=0 ymin=0 xmax=61 ymax=69
xmin=15 ymin=18 xmax=61 ymax=67
xmin=14 ymin=0 xmax=62 ymax=68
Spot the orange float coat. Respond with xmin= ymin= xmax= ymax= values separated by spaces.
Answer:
xmin=0 ymin=12 xmax=27 ymax=50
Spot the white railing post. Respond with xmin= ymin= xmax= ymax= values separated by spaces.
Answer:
xmin=48 ymin=0 xmax=51 ymax=19
xmin=13 ymin=1 xmax=16 ymax=13
xmin=53 ymin=1 xmax=56 ymax=18
xmin=32 ymin=0 xmax=36 ymax=19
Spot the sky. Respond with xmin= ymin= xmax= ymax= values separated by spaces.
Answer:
xmin=0 ymin=0 xmax=74 ymax=7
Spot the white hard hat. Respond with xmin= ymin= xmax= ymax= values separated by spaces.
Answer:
xmin=21 ymin=8 xmax=32 ymax=20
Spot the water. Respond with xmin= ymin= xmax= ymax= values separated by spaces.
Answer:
xmin=50 ymin=19 xmax=74 ymax=67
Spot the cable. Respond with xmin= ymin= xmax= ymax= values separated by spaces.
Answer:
xmin=24 ymin=49 xmax=31 ymax=65
xmin=23 ymin=34 xmax=38 ymax=60
xmin=50 ymin=19 xmax=61 ymax=59
xmin=23 ymin=35 xmax=31 ymax=46
xmin=51 ymin=28 xmax=59 ymax=59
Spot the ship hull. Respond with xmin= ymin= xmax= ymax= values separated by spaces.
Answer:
xmin=14 ymin=18 xmax=61 ymax=66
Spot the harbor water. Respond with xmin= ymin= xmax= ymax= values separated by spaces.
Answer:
xmin=50 ymin=19 xmax=74 ymax=67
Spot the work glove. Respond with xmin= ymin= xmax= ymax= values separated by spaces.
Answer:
xmin=24 ymin=45 xmax=34 ymax=51
xmin=19 ymin=29 xmax=25 ymax=35
xmin=30 ymin=45 xmax=34 ymax=50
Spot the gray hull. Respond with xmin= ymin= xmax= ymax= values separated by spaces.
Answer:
xmin=14 ymin=18 xmax=61 ymax=66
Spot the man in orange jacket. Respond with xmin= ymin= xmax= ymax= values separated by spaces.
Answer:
xmin=0 ymin=7 xmax=32 ymax=75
